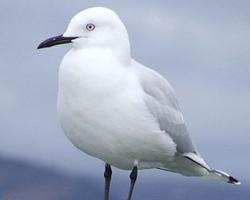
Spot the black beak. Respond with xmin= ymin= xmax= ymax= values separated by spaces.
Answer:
xmin=37 ymin=34 xmax=78 ymax=49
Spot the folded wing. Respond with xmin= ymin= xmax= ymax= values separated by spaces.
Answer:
xmin=133 ymin=60 xmax=195 ymax=154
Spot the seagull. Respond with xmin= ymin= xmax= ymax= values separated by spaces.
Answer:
xmin=38 ymin=7 xmax=240 ymax=200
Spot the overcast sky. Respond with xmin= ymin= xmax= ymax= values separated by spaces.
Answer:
xmin=0 ymin=0 xmax=249 ymax=183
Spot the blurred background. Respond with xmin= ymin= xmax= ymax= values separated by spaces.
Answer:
xmin=0 ymin=0 xmax=249 ymax=199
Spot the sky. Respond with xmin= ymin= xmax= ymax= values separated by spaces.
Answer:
xmin=0 ymin=0 xmax=249 ymax=183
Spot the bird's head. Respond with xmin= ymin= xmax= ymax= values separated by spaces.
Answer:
xmin=37 ymin=7 xmax=130 ymax=53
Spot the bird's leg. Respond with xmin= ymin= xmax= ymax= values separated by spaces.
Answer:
xmin=104 ymin=163 xmax=112 ymax=200
xmin=127 ymin=166 xmax=138 ymax=200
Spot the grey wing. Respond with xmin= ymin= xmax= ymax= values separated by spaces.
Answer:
xmin=133 ymin=60 xmax=196 ymax=153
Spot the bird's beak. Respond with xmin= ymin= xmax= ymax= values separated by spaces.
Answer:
xmin=37 ymin=34 xmax=78 ymax=49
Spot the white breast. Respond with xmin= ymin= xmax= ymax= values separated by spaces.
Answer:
xmin=57 ymin=48 xmax=177 ymax=170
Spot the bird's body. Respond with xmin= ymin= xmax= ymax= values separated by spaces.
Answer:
xmin=38 ymin=6 xmax=240 ymax=200
xmin=58 ymin=48 xmax=176 ymax=170
xmin=57 ymin=47 xmax=208 ymax=177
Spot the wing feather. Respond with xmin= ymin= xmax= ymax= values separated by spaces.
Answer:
xmin=133 ymin=60 xmax=195 ymax=153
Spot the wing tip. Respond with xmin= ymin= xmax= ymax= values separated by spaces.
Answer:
xmin=228 ymin=176 xmax=241 ymax=185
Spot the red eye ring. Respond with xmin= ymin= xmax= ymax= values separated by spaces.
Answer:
xmin=86 ymin=23 xmax=95 ymax=31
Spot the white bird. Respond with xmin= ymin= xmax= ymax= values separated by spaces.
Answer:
xmin=38 ymin=7 xmax=240 ymax=200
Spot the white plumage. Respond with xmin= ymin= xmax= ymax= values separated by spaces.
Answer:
xmin=39 ymin=7 xmax=240 ymax=188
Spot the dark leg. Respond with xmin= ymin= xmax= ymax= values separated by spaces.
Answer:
xmin=104 ymin=163 xmax=112 ymax=200
xmin=127 ymin=166 xmax=138 ymax=200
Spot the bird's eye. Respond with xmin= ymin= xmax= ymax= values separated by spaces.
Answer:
xmin=86 ymin=23 xmax=95 ymax=31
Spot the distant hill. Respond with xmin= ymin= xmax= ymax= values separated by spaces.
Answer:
xmin=0 ymin=156 xmax=249 ymax=200
xmin=0 ymin=156 xmax=105 ymax=200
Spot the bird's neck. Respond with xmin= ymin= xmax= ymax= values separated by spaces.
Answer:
xmin=73 ymin=45 xmax=131 ymax=66
xmin=60 ymin=46 xmax=132 ymax=90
